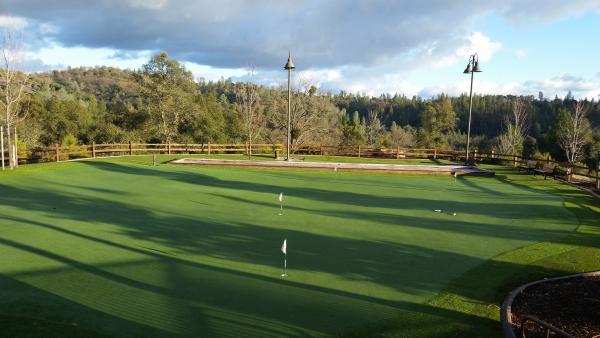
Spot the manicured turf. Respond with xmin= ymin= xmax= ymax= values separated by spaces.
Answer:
xmin=0 ymin=156 xmax=598 ymax=337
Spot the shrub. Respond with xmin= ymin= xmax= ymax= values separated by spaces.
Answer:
xmin=61 ymin=134 xmax=79 ymax=147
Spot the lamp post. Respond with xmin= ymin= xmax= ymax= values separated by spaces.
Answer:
xmin=463 ymin=53 xmax=481 ymax=163
xmin=284 ymin=52 xmax=295 ymax=161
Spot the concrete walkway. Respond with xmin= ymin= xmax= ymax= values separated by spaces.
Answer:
xmin=170 ymin=158 xmax=495 ymax=176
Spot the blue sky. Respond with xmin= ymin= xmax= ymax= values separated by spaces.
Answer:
xmin=1 ymin=0 xmax=599 ymax=98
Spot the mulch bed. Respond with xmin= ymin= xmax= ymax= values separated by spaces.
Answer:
xmin=511 ymin=275 xmax=600 ymax=338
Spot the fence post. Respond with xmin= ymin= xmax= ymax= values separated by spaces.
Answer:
xmin=91 ymin=141 xmax=96 ymax=158
xmin=396 ymin=146 xmax=400 ymax=160
xmin=207 ymin=142 xmax=211 ymax=155
xmin=491 ymin=150 xmax=495 ymax=159
xmin=167 ymin=141 xmax=171 ymax=155
xmin=513 ymin=154 xmax=517 ymax=167
xmin=129 ymin=141 xmax=133 ymax=156
xmin=55 ymin=144 xmax=60 ymax=162
xmin=320 ymin=143 xmax=324 ymax=156
xmin=434 ymin=148 xmax=437 ymax=160
xmin=358 ymin=145 xmax=361 ymax=158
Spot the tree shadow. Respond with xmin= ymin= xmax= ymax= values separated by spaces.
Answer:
xmin=80 ymin=161 xmax=582 ymax=223
xmin=0 ymin=271 xmax=169 ymax=338
xmin=0 ymin=161 xmax=598 ymax=337
xmin=0 ymin=218 xmax=542 ymax=338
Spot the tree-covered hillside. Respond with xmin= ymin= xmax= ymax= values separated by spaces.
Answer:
xmin=13 ymin=53 xmax=600 ymax=167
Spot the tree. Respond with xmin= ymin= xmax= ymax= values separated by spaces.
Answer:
xmin=497 ymin=98 xmax=528 ymax=155
xmin=557 ymin=101 xmax=592 ymax=166
xmin=134 ymin=52 xmax=195 ymax=143
xmin=235 ymin=80 xmax=261 ymax=158
xmin=265 ymin=79 xmax=340 ymax=151
xmin=0 ymin=26 xmax=31 ymax=168
xmin=366 ymin=110 xmax=385 ymax=146
xmin=420 ymin=95 xmax=456 ymax=147
xmin=389 ymin=122 xmax=415 ymax=148
xmin=340 ymin=111 xmax=366 ymax=146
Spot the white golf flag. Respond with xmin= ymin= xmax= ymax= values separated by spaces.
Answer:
xmin=281 ymin=239 xmax=287 ymax=255
xmin=278 ymin=192 xmax=283 ymax=202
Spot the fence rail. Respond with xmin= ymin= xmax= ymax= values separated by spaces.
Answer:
xmin=4 ymin=142 xmax=600 ymax=187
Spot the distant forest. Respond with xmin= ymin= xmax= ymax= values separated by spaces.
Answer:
xmin=16 ymin=53 xmax=600 ymax=167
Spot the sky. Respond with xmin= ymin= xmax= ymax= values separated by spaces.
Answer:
xmin=1 ymin=0 xmax=599 ymax=99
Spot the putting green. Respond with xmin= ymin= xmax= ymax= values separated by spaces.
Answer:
xmin=0 ymin=157 xmax=590 ymax=337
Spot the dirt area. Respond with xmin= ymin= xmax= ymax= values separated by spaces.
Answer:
xmin=511 ymin=275 xmax=600 ymax=338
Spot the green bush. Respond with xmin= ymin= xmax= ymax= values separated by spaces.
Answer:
xmin=61 ymin=134 xmax=79 ymax=147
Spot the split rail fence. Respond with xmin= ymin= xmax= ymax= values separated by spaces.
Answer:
xmin=2 ymin=142 xmax=599 ymax=189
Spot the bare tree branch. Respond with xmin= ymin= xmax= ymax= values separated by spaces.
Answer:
xmin=557 ymin=101 xmax=592 ymax=165
xmin=1 ymin=25 xmax=31 ymax=169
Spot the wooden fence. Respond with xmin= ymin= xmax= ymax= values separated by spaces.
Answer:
xmin=10 ymin=142 xmax=466 ymax=163
xmin=3 ymin=142 xmax=599 ymax=188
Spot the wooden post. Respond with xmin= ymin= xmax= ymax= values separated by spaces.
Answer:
xmin=207 ymin=142 xmax=211 ymax=155
xmin=128 ymin=141 xmax=132 ymax=156
xmin=91 ymin=141 xmax=96 ymax=158
xmin=358 ymin=145 xmax=361 ymax=158
xmin=396 ymin=146 xmax=400 ymax=160
xmin=433 ymin=148 xmax=437 ymax=160
xmin=513 ymin=154 xmax=517 ymax=167
xmin=167 ymin=141 xmax=171 ymax=155
xmin=55 ymin=144 xmax=60 ymax=162
xmin=0 ymin=126 xmax=4 ymax=170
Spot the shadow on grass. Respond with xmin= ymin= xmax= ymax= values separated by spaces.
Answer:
xmin=0 ymin=161 xmax=597 ymax=337
xmin=0 ymin=215 xmax=543 ymax=338
xmin=82 ymin=161 xmax=573 ymax=222
xmin=0 ymin=272 xmax=164 ymax=338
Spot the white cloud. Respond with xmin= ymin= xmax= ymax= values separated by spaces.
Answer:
xmin=524 ymin=74 xmax=600 ymax=99
xmin=127 ymin=0 xmax=169 ymax=10
xmin=184 ymin=62 xmax=246 ymax=82
xmin=416 ymin=74 xmax=600 ymax=99
xmin=0 ymin=16 xmax=28 ymax=30
xmin=421 ymin=32 xmax=502 ymax=69
xmin=457 ymin=32 xmax=502 ymax=62
xmin=515 ymin=49 xmax=528 ymax=59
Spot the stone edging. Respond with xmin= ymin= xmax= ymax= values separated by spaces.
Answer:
xmin=501 ymin=270 xmax=600 ymax=338
xmin=560 ymin=179 xmax=600 ymax=200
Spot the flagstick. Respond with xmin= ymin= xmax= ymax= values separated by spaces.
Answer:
xmin=282 ymin=254 xmax=287 ymax=278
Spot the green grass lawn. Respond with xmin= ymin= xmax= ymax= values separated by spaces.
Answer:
xmin=0 ymin=157 xmax=598 ymax=337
